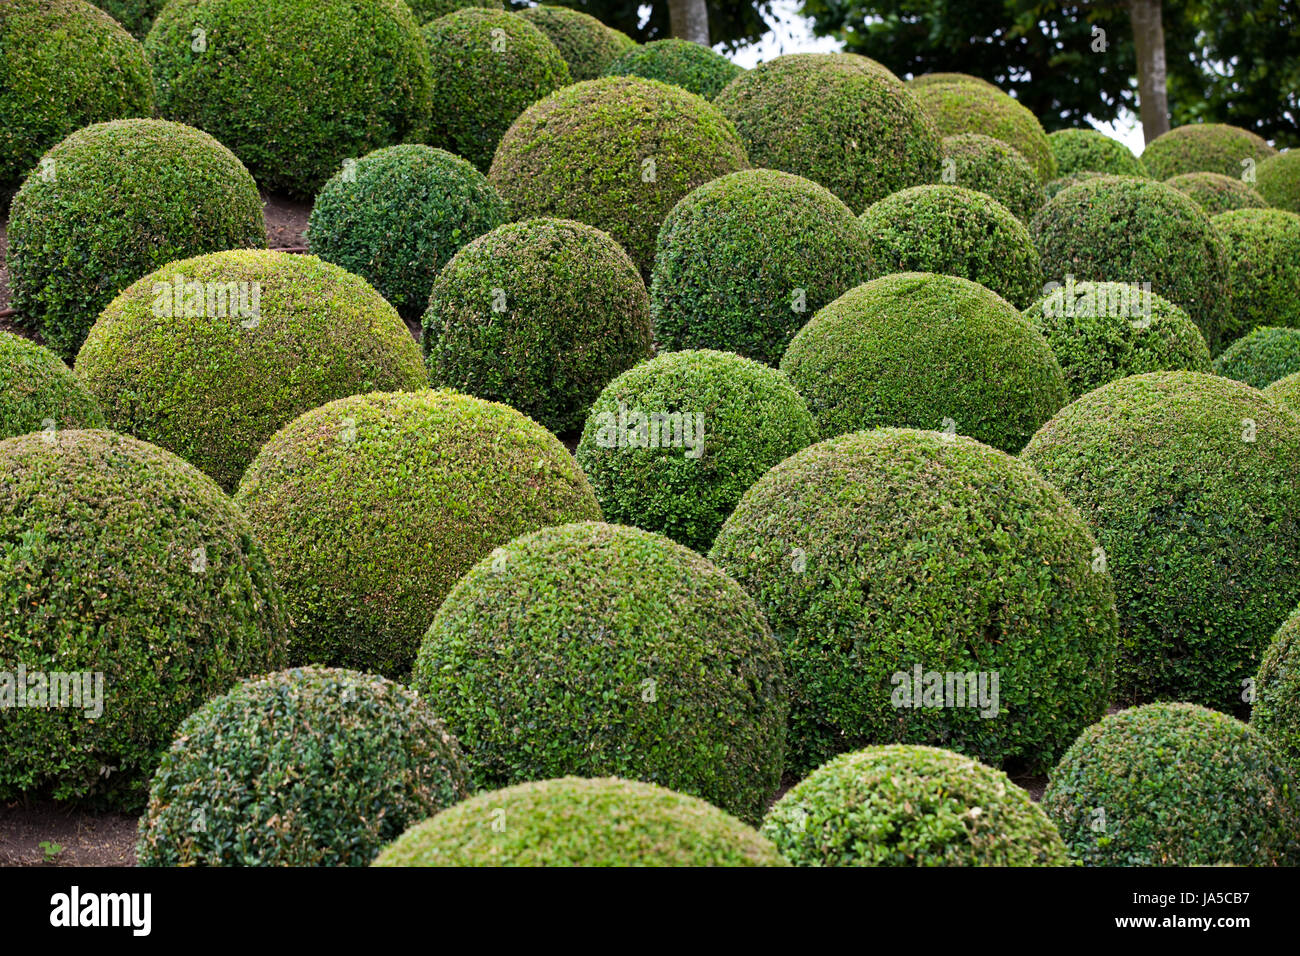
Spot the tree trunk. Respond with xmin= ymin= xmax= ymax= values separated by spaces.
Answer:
xmin=1130 ymin=0 xmax=1171 ymax=143
xmin=668 ymin=0 xmax=710 ymax=46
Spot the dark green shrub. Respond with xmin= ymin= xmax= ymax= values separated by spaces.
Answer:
xmin=145 ymin=0 xmax=432 ymax=196
xmin=1212 ymin=208 xmax=1300 ymax=344
xmin=606 ymin=26 xmax=636 ymax=51
xmin=412 ymin=520 xmax=787 ymax=825
xmin=1047 ymin=128 xmax=1147 ymax=178
xmin=0 ymin=331 xmax=104 ymax=440
xmin=7 ymin=119 xmax=265 ymax=360
xmin=234 ymin=389 xmax=601 ymax=678
xmin=603 ymin=38 xmax=742 ymax=100
xmin=1166 ymin=172 xmax=1267 ymax=216
xmin=709 ymin=427 xmax=1117 ymax=776
xmin=649 ymin=168 xmax=874 ymax=365
xmin=911 ymin=81 xmax=1055 ymax=182
xmin=1043 ymin=170 xmax=1106 ymax=199
xmin=1264 ymin=369 xmax=1300 ymax=411
xmin=1214 ymin=326 xmax=1300 ymax=388
xmin=135 ymin=667 xmax=468 ymax=866
xmin=1253 ymin=607 xmax=1300 ymax=778
xmin=1256 ymin=150 xmax=1300 ymax=213
xmin=781 ymin=272 xmax=1067 ymax=452
xmin=0 ymin=429 xmax=288 ymax=809
xmin=942 ymin=133 xmax=1045 ymax=220
xmin=518 ymin=4 xmax=624 ymax=81
xmin=407 ymin=0 xmax=501 ymax=23
xmin=907 ymin=72 xmax=999 ymax=92
xmin=76 ymin=250 xmax=428 ymax=492
xmin=1022 ymin=371 xmax=1300 ymax=710
xmin=424 ymin=218 xmax=653 ymax=434
xmin=90 ymin=0 xmax=164 ymax=37
xmin=763 ymin=745 xmax=1071 ymax=866
xmin=1140 ymin=123 xmax=1276 ymax=180
xmin=1043 ymin=703 xmax=1300 ymax=866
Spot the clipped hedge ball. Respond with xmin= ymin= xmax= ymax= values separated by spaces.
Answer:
xmin=518 ymin=4 xmax=625 ymax=81
xmin=235 ymin=390 xmax=601 ymax=678
xmin=1166 ymin=172 xmax=1267 ymax=216
xmin=1214 ymin=326 xmax=1300 ymax=388
xmin=859 ymin=185 xmax=1042 ymax=308
xmin=1264 ymin=369 xmax=1300 ymax=411
xmin=307 ymin=144 xmax=508 ymax=319
xmin=650 ymin=168 xmax=874 ymax=365
xmin=136 ymin=667 xmax=468 ymax=867
xmin=91 ymin=1 xmax=166 ymax=38
xmin=0 ymin=331 xmax=105 ymax=440
xmin=606 ymin=26 xmax=636 ymax=51
xmin=763 ymin=745 xmax=1071 ymax=867
xmin=490 ymin=76 xmax=749 ymax=273
xmin=709 ymin=428 xmax=1118 ymax=776
xmin=145 ymin=0 xmax=432 ymax=197
xmin=1044 ymin=170 xmax=1106 ymax=199
xmin=1047 ymin=128 xmax=1147 ymax=178
xmin=412 ymin=521 xmax=787 ymax=825
xmin=8 ymin=119 xmax=265 ymax=360
xmin=911 ymin=81 xmax=1055 ymax=182
xmin=0 ymin=429 xmax=288 ymax=809
xmin=941 ymin=133 xmax=1045 ymax=220
xmin=1043 ymin=703 xmax=1300 ymax=866
xmin=1025 ymin=280 xmax=1212 ymax=398
xmin=374 ymin=777 xmax=788 ymax=867
xmin=1139 ymin=123 xmax=1276 ymax=180
xmin=424 ymin=218 xmax=653 ymax=434
xmin=76 ymin=250 xmax=428 ymax=492
xmin=907 ymin=72 xmax=999 ymax=92
xmin=781 ymin=272 xmax=1068 ymax=453
xmin=1022 ymin=371 xmax=1300 ymax=710
xmin=575 ymin=349 xmax=816 ymax=553
xmin=407 ymin=0 xmax=501 ymax=23
xmin=1255 ymin=149 xmax=1300 ymax=213
xmin=1212 ymin=208 xmax=1300 ymax=344
xmin=1253 ymin=607 xmax=1300 ymax=777
xmin=603 ymin=38 xmax=742 ymax=100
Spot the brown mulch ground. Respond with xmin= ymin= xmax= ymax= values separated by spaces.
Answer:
xmin=0 ymin=801 xmax=138 ymax=867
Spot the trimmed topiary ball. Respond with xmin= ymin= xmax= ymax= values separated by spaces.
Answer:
xmin=1140 ymin=123 xmax=1276 ymax=180
xmin=649 ymin=168 xmax=874 ymax=365
xmin=1254 ymin=607 xmax=1300 ymax=778
xmin=146 ymin=0 xmax=432 ymax=197
xmin=75 ymin=250 xmax=428 ymax=492
xmin=0 ymin=429 xmax=288 ymax=809
xmin=412 ymin=520 xmax=787 ymax=825
xmin=1044 ymin=170 xmax=1106 ymax=199
xmin=135 ymin=667 xmax=469 ymax=866
xmin=859 ymin=185 xmax=1042 ymax=308
xmin=1025 ymin=280 xmax=1212 ymax=398
xmin=1022 ymin=371 xmax=1300 ymax=711
xmin=941 ymin=133 xmax=1045 ymax=220
xmin=907 ymin=72 xmax=999 ymax=92
xmin=1043 ymin=703 xmax=1300 ymax=866
xmin=90 ymin=0 xmax=165 ymax=38
xmin=1166 ymin=172 xmax=1267 ymax=216
xmin=781 ymin=272 xmax=1068 ymax=453
xmin=424 ymin=218 xmax=653 ymax=434
xmin=307 ymin=144 xmax=508 ymax=320
xmin=763 ymin=745 xmax=1071 ymax=866
xmin=1264 ymin=369 xmax=1300 ymax=411
xmin=575 ymin=349 xmax=816 ymax=553
xmin=911 ymin=81 xmax=1055 ymax=182
xmin=374 ymin=777 xmax=788 ymax=866
xmin=709 ymin=427 xmax=1118 ymax=776
xmin=8 ymin=118 xmax=266 ymax=361
xmin=1211 ymin=208 xmax=1300 ymax=344
xmin=490 ymin=76 xmax=748 ymax=273
xmin=518 ymin=4 xmax=625 ymax=81
xmin=1213 ymin=326 xmax=1300 ymax=388
xmin=0 ymin=331 xmax=105 ymax=440
xmin=406 ymin=0 xmax=501 ymax=23
xmin=1255 ymin=150 xmax=1300 ymax=213
xmin=235 ymin=390 xmax=601 ymax=678
xmin=603 ymin=38 xmax=742 ymax=100
xmin=1047 ymin=128 xmax=1147 ymax=178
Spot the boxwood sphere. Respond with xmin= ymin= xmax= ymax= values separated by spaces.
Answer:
xmin=8 ymin=119 xmax=266 ymax=361
xmin=649 ymin=168 xmax=874 ymax=365
xmin=234 ymin=390 xmax=601 ymax=678
xmin=908 ymin=72 xmax=999 ymax=92
xmin=942 ymin=133 xmax=1046 ymax=220
xmin=412 ymin=520 xmax=787 ymax=825
xmin=911 ymin=81 xmax=1055 ymax=182
xmin=859 ymin=185 xmax=1042 ymax=308
xmin=0 ymin=331 xmax=104 ymax=440
xmin=374 ymin=777 xmax=788 ymax=867
xmin=1211 ymin=208 xmax=1300 ymax=344
xmin=1253 ymin=606 xmax=1300 ymax=777
xmin=489 ymin=76 xmax=749 ymax=273
xmin=424 ymin=218 xmax=653 ymax=434
xmin=1139 ymin=123 xmax=1276 ymax=180
xmin=781 ymin=272 xmax=1068 ymax=453
xmin=518 ymin=4 xmax=625 ymax=81
xmin=407 ymin=0 xmax=501 ymax=23
xmin=1214 ymin=326 xmax=1300 ymax=388
xmin=603 ymin=38 xmax=742 ymax=100
xmin=307 ymin=144 xmax=508 ymax=319
xmin=1264 ymin=369 xmax=1300 ymax=411
xmin=1025 ymin=281 xmax=1212 ymax=398
xmin=1044 ymin=170 xmax=1106 ymax=199
xmin=1047 ymin=128 xmax=1147 ymax=178
xmin=145 ymin=0 xmax=432 ymax=197
xmin=75 ymin=250 xmax=428 ymax=492
xmin=1022 ymin=371 xmax=1300 ymax=710
xmin=1255 ymin=150 xmax=1300 ymax=213
xmin=135 ymin=667 xmax=469 ymax=867
xmin=762 ymin=745 xmax=1071 ymax=867
xmin=1166 ymin=172 xmax=1267 ymax=216
xmin=711 ymin=53 xmax=940 ymax=213
xmin=0 ymin=429 xmax=289 ymax=809
xmin=708 ymin=427 xmax=1118 ymax=776
xmin=1043 ymin=703 xmax=1300 ymax=866
xmin=575 ymin=349 xmax=816 ymax=553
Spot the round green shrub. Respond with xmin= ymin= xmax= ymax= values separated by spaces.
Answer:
xmin=235 ymin=389 xmax=601 ymax=678
xmin=781 ymin=272 xmax=1068 ymax=453
xmin=407 ymin=0 xmax=501 ymax=23
xmin=374 ymin=777 xmax=788 ymax=866
xmin=1255 ymin=150 xmax=1300 ymax=213
xmin=1022 ymin=371 xmax=1300 ymax=711
xmin=424 ymin=218 xmax=653 ymax=434
xmin=145 ymin=0 xmax=432 ymax=197
xmin=603 ymin=38 xmax=742 ymax=100
xmin=135 ymin=667 xmax=469 ymax=866
xmin=1030 ymin=176 xmax=1231 ymax=350
xmin=649 ymin=168 xmax=874 ymax=365
xmin=76 ymin=250 xmax=428 ymax=492
xmin=859 ymin=185 xmax=1042 ymax=308
xmin=424 ymin=9 xmax=570 ymax=173
xmin=911 ymin=81 xmax=1055 ymax=182
xmin=1025 ymin=280 xmax=1212 ymax=398
xmin=307 ymin=144 xmax=508 ymax=319
xmin=575 ymin=349 xmax=816 ymax=553
xmin=7 ymin=119 xmax=266 ymax=361
xmin=412 ymin=520 xmax=787 ymax=825
xmin=1047 ymin=128 xmax=1147 ymax=178
xmin=1214 ymin=326 xmax=1300 ymax=388
xmin=489 ymin=76 xmax=749 ymax=273
xmin=1253 ymin=606 xmax=1300 ymax=779
xmin=1043 ymin=703 xmax=1300 ymax=866
xmin=0 ymin=331 xmax=105 ymax=440
xmin=762 ymin=745 xmax=1071 ymax=866
xmin=90 ymin=0 xmax=165 ymax=38
xmin=1264 ymin=369 xmax=1300 ymax=411
xmin=942 ymin=133 xmax=1045 ymax=220
xmin=1043 ymin=170 xmax=1106 ymax=199
xmin=518 ymin=4 xmax=625 ymax=81
xmin=711 ymin=53 xmax=940 ymax=213
xmin=1166 ymin=172 xmax=1268 ymax=216
xmin=0 ymin=429 xmax=288 ymax=809
xmin=709 ymin=427 xmax=1118 ymax=776
xmin=606 ymin=26 xmax=636 ymax=51
xmin=0 ymin=0 xmax=153 ymax=192
xmin=1140 ymin=123 xmax=1276 ymax=180
xmin=907 ymin=72 xmax=999 ymax=92
xmin=1212 ymin=208 xmax=1300 ymax=344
